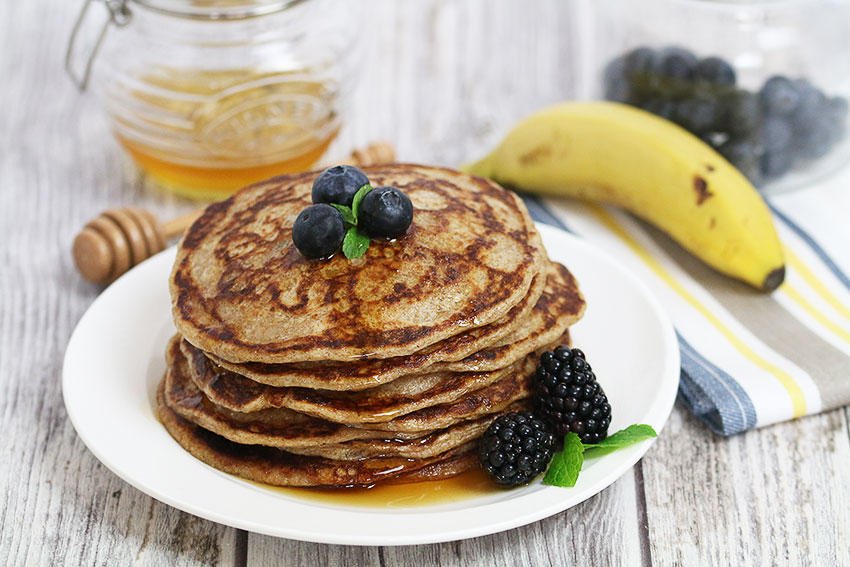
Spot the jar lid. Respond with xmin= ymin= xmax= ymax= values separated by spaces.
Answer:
xmin=132 ymin=0 xmax=307 ymax=20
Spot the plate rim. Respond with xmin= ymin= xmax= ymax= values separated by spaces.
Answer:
xmin=62 ymin=222 xmax=680 ymax=546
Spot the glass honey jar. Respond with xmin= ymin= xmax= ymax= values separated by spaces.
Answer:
xmin=67 ymin=0 xmax=361 ymax=199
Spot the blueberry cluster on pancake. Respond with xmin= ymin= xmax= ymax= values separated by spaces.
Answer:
xmin=157 ymin=164 xmax=585 ymax=487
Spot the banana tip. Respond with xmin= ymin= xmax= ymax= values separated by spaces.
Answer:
xmin=763 ymin=266 xmax=785 ymax=292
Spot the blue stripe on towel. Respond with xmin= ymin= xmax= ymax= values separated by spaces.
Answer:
xmin=521 ymin=194 xmax=576 ymax=234
xmin=677 ymin=333 xmax=758 ymax=435
xmin=769 ymin=202 xmax=850 ymax=292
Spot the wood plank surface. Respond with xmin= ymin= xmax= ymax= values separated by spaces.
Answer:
xmin=247 ymin=469 xmax=644 ymax=566
xmin=642 ymin=408 xmax=850 ymax=567
xmin=2 ymin=0 xmax=850 ymax=566
xmin=0 ymin=2 xmax=236 ymax=566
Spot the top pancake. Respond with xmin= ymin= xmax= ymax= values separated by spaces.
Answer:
xmin=171 ymin=164 xmax=547 ymax=364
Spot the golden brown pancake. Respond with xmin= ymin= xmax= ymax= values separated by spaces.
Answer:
xmin=203 ymin=266 xmax=548 ymax=391
xmin=157 ymin=382 xmax=478 ymax=487
xmin=171 ymin=164 xmax=547 ymax=364
xmin=203 ymin=261 xmax=582 ymax=391
xmin=165 ymin=344 xmax=513 ymax=460
xmin=182 ymin=336 xmax=533 ymax=423
xmin=436 ymin=263 xmax=582 ymax=373
xmin=354 ymin=349 xmax=546 ymax=434
xmin=163 ymin=339 xmax=430 ymax=448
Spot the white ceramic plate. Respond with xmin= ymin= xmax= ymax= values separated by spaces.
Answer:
xmin=63 ymin=223 xmax=679 ymax=546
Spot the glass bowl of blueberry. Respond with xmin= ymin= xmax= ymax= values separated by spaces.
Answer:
xmin=581 ymin=0 xmax=850 ymax=194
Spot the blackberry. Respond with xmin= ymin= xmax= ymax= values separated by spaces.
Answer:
xmin=534 ymin=346 xmax=611 ymax=444
xmin=479 ymin=412 xmax=555 ymax=486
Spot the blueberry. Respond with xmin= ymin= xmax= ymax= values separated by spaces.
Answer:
xmin=651 ymin=46 xmax=698 ymax=81
xmin=761 ymin=75 xmax=800 ymax=117
xmin=311 ymin=165 xmax=370 ymax=207
xmin=829 ymin=96 xmax=849 ymax=123
xmin=719 ymin=139 xmax=762 ymax=184
xmin=623 ymin=46 xmax=655 ymax=76
xmin=791 ymin=79 xmax=826 ymax=129
xmin=359 ymin=186 xmax=413 ymax=238
xmin=291 ymin=204 xmax=346 ymax=259
xmin=762 ymin=116 xmax=793 ymax=153
xmin=721 ymin=90 xmax=762 ymax=138
xmin=761 ymin=149 xmax=794 ymax=180
xmin=674 ymin=96 xmax=720 ymax=134
xmin=642 ymin=97 xmax=677 ymax=121
xmin=794 ymin=119 xmax=834 ymax=159
xmin=826 ymin=96 xmax=849 ymax=142
xmin=603 ymin=57 xmax=633 ymax=103
xmin=694 ymin=56 xmax=736 ymax=86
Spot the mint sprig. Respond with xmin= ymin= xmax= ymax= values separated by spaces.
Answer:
xmin=342 ymin=227 xmax=370 ymax=259
xmin=542 ymin=424 xmax=657 ymax=488
xmin=350 ymin=184 xmax=372 ymax=223
xmin=543 ymin=433 xmax=584 ymax=487
xmin=331 ymin=203 xmax=356 ymax=225
xmin=332 ymin=184 xmax=373 ymax=259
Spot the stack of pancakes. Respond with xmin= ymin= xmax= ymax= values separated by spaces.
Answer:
xmin=156 ymin=164 xmax=585 ymax=487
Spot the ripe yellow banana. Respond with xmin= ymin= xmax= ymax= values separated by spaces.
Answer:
xmin=462 ymin=101 xmax=785 ymax=291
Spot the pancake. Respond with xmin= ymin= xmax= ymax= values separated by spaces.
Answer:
xmin=171 ymin=164 xmax=547 ymax=364
xmin=163 ymin=340 xmax=430 ymax=449
xmin=436 ymin=263 xmax=582 ymax=373
xmin=284 ymin=417 xmax=494 ymax=460
xmin=204 ymin=264 xmax=549 ymax=391
xmin=182 ymin=336 xmax=534 ymax=423
xmin=157 ymin=382 xmax=478 ymax=487
xmin=385 ymin=450 xmax=480 ymax=484
xmin=166 ymin=345 xmax=510 ymax=459
xmin=204 ymin=260 xmax=581 ymax=391
xmin=356 ymin=347 xmax=547 ymax=433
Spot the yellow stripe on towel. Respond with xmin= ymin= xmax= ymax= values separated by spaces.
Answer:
xmin=589 ymin=205 xmax=807 ymax=417
xmin=782 ymin=282 xmax=850 ymax=347
xmin=784 ymin=245 xmax=850 ymax=324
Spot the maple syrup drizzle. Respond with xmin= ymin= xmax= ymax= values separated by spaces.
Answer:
xmin=251 ymin=468 xmax=499 ymax=508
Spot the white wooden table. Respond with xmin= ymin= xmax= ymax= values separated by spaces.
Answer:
xmin=2 ymin=1 xmax=849 ymax=565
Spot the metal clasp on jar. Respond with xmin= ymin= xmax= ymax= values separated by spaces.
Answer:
xmin=65 ymin=0 xmax=132 ymax=91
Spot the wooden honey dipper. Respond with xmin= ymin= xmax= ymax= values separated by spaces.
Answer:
xmin=73 ymin=142 xmax=396 ymax=285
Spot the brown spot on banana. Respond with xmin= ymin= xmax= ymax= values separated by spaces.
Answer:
xmin=694 ymin=175 xmax=713 ymax=205
xmin=518 ymin=145 xmax=553 ymax=166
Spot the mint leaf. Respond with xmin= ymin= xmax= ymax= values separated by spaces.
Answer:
xmin=543 ymin=433 xmax=584 ymax=487
xmin=342 ymin=226 xmax=370 ymax=259
xmin=583 ymin=424 xmax=657 ymax=458
xmin=330 ymin=204 xmax=356 ymax=226
xmin=350 ymin=184 xmax=373 ymax=223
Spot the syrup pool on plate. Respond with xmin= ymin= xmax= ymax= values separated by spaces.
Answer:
xmin=256 ymin=468 xmax=499 ymax=508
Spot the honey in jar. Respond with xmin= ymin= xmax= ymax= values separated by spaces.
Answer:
xmin=68 ymin=0 xmax=360 ymax=199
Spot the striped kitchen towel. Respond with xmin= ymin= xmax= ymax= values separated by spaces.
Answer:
xmin=522 ymin=165 xmax=850 ymax=435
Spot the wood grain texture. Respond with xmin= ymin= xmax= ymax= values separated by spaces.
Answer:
xmin=2 ymin=0 xmax=850 ymax=566
xmin=0 ymin=1 xmax=235 ymax=566
xmin=642 ymin=408 xmax=850 ymax=567
xmin=248 ymin=470 xmax=643 ymax=567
